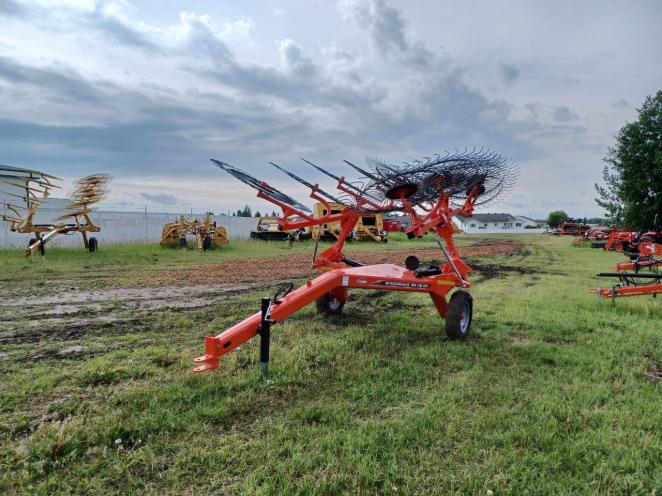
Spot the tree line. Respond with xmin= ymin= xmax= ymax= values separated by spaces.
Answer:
xmin=231 ymin=205 xmax=279 ymax=218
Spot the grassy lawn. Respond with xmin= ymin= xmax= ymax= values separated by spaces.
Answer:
xmin=0 ymin=235 xmax=660 ymax=494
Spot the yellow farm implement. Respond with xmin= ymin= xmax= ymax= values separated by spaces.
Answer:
xmin=160 ymin=214 xmax=228 ymax=250
xmin=311 ymin=202 xmax=387 ymax=242
xmin=1 ymin=165 xmax=110 ymax=256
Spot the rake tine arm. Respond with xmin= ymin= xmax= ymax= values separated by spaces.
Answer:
xmin=342 ymin=160 xmax=380 ymax=180
xmin=211 ymin=158 xmax=311 ymax=213
xmin=302 ymin=158 xmax=383 ymax=203
xmin=269 ymin=162 xmax=344 ymax=204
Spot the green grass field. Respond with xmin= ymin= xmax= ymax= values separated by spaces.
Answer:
xmin=0 ymin=235 xmax=660 ymax=495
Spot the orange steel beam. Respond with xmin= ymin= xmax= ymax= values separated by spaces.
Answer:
xmin=194 ymin=262 xmax=464 ymax=372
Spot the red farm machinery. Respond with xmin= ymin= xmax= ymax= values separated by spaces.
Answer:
xmin=194 ymin=150 xmax=517 ymax=381
xmin=555 ymin=218 xmax=591 ymax=236
xmin=592 ymin=227 xmax=662 ymax=303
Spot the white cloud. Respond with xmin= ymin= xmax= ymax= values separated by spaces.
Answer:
xmin=219 ymin=16 xmax=254 ymax=42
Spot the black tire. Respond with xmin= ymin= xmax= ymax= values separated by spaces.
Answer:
xmin=179 ymin=237 xmax=187 ymax=249
xmin=29 ymin=238 xmax=36 ymax=248
xmin=202 ymin=237 xmax=212 ymax=251
xmin=445 ymin=290 xmax=473 ymax=340
xmin=88 ymin=237 xmax=98 ymax=253
xmin=315 ymin=293 xmax=345 ymax=316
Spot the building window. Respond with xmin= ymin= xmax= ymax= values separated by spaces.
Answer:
xmin=470 ymin=223 xmax=476 ymax=228
xmin=516 ymin=223 xmax=522 ymax=227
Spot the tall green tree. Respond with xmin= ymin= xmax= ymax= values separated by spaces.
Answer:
xmin=547 ymin=210 xmax=568 ymax=228
xmin=595 ymin=91 xmax=662 ymax=229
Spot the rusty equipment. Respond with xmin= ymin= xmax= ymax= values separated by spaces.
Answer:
xmin=555 ymin=218 xmax=591 ymax=236
xmin=194 ymin=149 xmax=517 ymax=381
xmin=160 ymin=213 xmax=228 ymax=250
xmin=311 ymin=202 xmax=387 ymax=242
xmin=1 ymin=165 xmax=110 ymax=256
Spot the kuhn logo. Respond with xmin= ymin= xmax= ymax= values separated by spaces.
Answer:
xmin=357 ymin=278 xmax=368 ymax=284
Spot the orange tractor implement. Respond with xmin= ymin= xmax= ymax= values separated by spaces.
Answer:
xmin=194 ymin=150 xmax=517 ymax=381
xmin=592 ymin=228 xmax=662 ymax=303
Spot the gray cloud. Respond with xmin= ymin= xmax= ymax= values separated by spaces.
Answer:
xmin=0 ymin=0 xmax=23 ymax=16
xmin=612 ymin=98 xmax=629 ymax=109
xmin=0 ymin=56 xmax=111 ymax=105
xmin=500 ymin=63 xmax=520 ymax=85
xmin=140 ymin=192 xmax=180 ymax=204
xmin=552 ymin=105 xmax=578 ymax=122
xmin=88 ymin=11 xmax=161 ymax=52
xmin=344 ymin=0 xmax=432 ymax=67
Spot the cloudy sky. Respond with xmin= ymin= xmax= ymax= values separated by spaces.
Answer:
xmin=1 ymin=0 xmax=660 ymax=217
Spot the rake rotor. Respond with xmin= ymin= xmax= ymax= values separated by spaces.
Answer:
xmin=58 ymin=173 xmax=111 ymax=220
xmin=212 ymin=148 xmax=517 ymax=215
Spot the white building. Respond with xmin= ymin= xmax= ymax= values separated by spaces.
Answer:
xmin=452 ymin=213 xmax=547 ymax=233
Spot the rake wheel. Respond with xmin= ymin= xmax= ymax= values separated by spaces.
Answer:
xmin=445 ymin=290 xmax=473 ymax=340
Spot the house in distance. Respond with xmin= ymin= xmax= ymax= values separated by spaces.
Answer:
xmin=452 ymin=213 xmax=547 ymax=233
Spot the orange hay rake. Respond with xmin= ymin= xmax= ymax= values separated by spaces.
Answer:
xmin=195 ymin=151 xmax=517 ymax=380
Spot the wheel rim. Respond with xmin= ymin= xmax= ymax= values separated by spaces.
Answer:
xmin=459 ymin=301 xmax=471 ymax=333
xmin=329 ymin=298 xmax=342 ymax=311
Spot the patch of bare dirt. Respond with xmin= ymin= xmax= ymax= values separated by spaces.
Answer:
xmin=0 ymin=284 xmax=251 ymax=312
xmin=147 ymin=242 xmax=523 ymax=287
xmin=0 ymin=284 xmax=254 ymax=348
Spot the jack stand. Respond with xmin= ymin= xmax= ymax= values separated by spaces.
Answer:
xmin=258 ymin=297 xmax=273 ymax=385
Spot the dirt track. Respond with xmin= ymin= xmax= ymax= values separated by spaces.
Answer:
xmin=0 ymin=240 xmax=523 ymax=353
xmin=148 ymin=242 xmax=522 ymax=286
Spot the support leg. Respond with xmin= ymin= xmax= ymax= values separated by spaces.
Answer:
xmin=258 ymin=297 xmax=272 ymax=384
xmin=430 ymin=293 xmax=448 ymax=318
xmin=38 ymin=234 xmax=45 ymax=256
